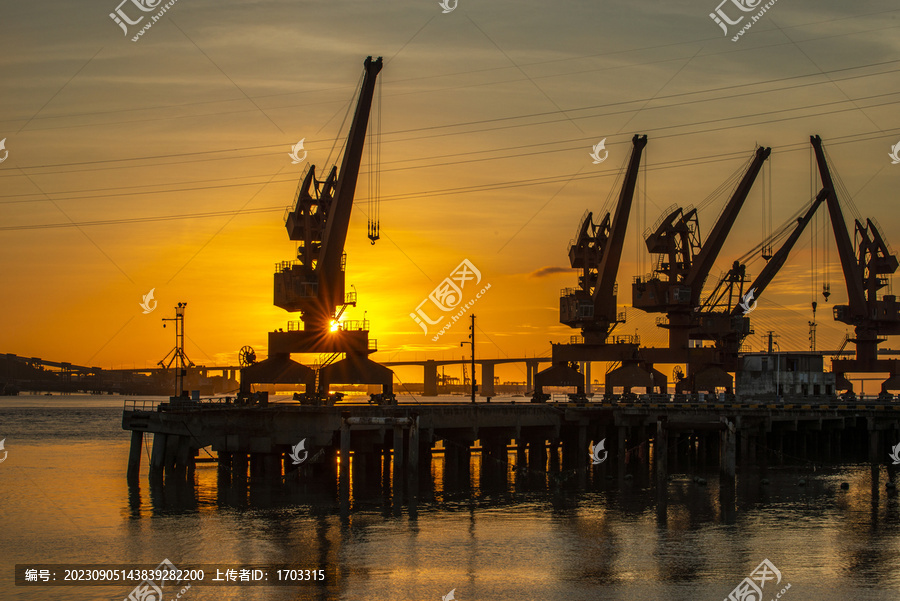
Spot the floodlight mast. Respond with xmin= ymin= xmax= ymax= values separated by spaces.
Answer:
xmin=159 ymin=302 xmax=193 ymax=398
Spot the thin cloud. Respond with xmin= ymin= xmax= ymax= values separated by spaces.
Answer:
xmin=530 ymin=266 xmax=571 ymax=278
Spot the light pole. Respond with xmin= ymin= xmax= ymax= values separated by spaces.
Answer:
xmin=460 ymin=314 xmax=476 ymax=403
xmin=774 ymin=340 xmax=781 ymax=402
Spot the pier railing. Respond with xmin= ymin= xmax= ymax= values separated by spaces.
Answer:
xmin=123 ymin=397 xmax=236 ymax=412
xmin=122 ymin=393 xmax=894 ymax=411
xmin=123 ymin=399 xmax=160 ymax=412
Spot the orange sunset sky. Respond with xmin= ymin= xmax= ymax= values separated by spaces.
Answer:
xmin=2 ymin=0 xmax=900 ymax=385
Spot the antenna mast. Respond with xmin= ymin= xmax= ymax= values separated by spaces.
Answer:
xmin=159 ymin=302 xmax=194 ymax=398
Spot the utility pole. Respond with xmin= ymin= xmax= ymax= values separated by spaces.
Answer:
xmin=765 ymin=330 xmax=783 ymax=400
xmin=460 ymin=314 xmax=476 ymax=403
xmin=773 ymin=337 xmax=781 ymax=401
xmin=767 ymin=331 xmax=777 ymax=353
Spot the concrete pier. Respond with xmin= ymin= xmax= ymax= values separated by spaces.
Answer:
xmin=123 ymin=399 xmax=900 ymax=499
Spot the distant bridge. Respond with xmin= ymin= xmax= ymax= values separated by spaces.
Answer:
xmin=381 ymin=358 xmax=552 ymax=396
xmin=1 ymin=353 xmax=239 ymax=395
xmin=7 ymin=349 xmax=900 ymax=396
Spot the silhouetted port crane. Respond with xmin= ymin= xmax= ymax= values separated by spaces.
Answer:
xmin=241 ymin=57 xmax=395 ymax=404
xmin=560 ymin=134 xmax=648 ymax=343
xmin=538 ymin=140 xmax=772 ymax=398
xmin=686 ymin=187 xmax=830 ymax=389
xmin=632 ymin=145 xmax=771 ymax=353
xmin=811 ymin=135 xmax=900 ymax=396
xmin=536 ymin=135 xmax=653 ymax=400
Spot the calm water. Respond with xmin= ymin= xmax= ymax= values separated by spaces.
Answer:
xmin=2 ymin=395 xmax=900 ymax=601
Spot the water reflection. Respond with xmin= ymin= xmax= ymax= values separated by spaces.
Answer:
xmin=9 ymin=401 xmax=900 ymax=601
xmin=12 ymin=449 xmax=900 ymax=601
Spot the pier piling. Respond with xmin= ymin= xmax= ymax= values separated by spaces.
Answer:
xmin=340 ymin=422 xmax=350 ymax=494
xmin=548 ymin=439 xmax=561 ymax=472
xmin=720 ymin=420 xmax=736 ymax=481
xmin=127 ymin=431 xmax=143 ymax=480
xmin=527 ymin=436 xmax=547 ymax=472
xmin=869 ymin=422 xmax=880 ymax=465
xmin=232 ymin=452 xmax=248 ymax=482
xmin=163 ymin=434 xmax=179 ymax=478
xmin=408 ymin=417 xmax=420 ymax=496
xmin=149 ymin=433 xmax=166 ymax=477
xmin=392 ymin=425 xmax=404 ymax=496
xmin=218 ymin=451 xmax=232 ymax=481
xmin=655 ymin=419 xmax=668 ymax=487
xmin=515 ymin=439 xmax=526 ymax=470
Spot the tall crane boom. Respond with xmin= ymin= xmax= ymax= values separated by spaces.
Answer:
xmin=320 ymin=56 xmax=383 ymax=313
xmin=732 ymin=187 xmax=829 ymax=313
xmin=276 ymin=56 xmax=383 ymax=333
xmin=810 ymin=135 xmax=867 ymax=315
xmin=594 ymin=135 xmax=648 ymax=306
xmin=686 ymin=145 xmax=771 ymax=304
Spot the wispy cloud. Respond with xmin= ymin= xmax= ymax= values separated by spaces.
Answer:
xmin=529 ymin=266 xmax=570 ymax=278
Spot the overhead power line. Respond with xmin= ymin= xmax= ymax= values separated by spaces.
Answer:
xmin=2 ymin=128 xmax=897 ymax=232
